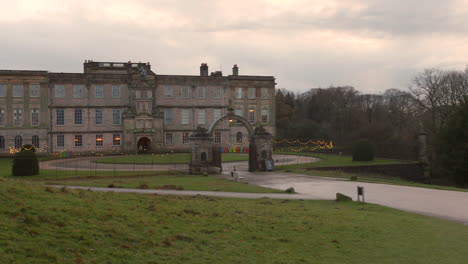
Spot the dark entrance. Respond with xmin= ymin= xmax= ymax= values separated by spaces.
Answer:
xmin=137 ymin=137 xmax=151 ymax=153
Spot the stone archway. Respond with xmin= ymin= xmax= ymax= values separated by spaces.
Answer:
xmin=137 ymin=137 xmax=151 ymax=153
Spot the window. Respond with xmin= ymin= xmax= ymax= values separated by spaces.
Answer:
xmin=165 ymin=133 xmax=173 ymax=145
xmin=261 ymin=88 xmax=269 ymax=98
xmin=55 ymin=85 xmax=65 ymax=98
xmin=248 ymin=109 xmax=255 ymax=124
xmin=0 ymin=136 xmax=4 ymax=149
xmin=198 ymin=87 xmax=206 ymax=98
xmin=181 ymin=87 xmax=189 ymax=98
xmin=32 ymin=135 xmax=39 ymax=148
xmin=214 ymin=132 xmax=221 ymax=143
xmin=261 ymin=108 xmax=269 ymax=124
xmin=30 ymin=84 xmax=40 ymax=97
xmin=74 ymin=135 xmax=83 ymax=147
xmin=13 ymin=109 xmax=22 ymax=126
xmin=113 ymin=134 xmax=121 ymax=146
xmin=164 ymin=108 xmax=173 ymax=124
xmin=198 ymin=109 xmax=205 ymax=125
xmin=235 ymin=108 xmax=243 ymax=124
xmin=95 ymin=109 xmax=103 ymax=125
xmin=181 ymin=109 xmax=190 ymax=125
xmin=213 ymin=109 xmax=222 ymax=121
xmin=165 ymin=86 xmax=173 ymax=97
xmin=56 ymin=109 xmax=64 ymax=125
xmin=112 ymin=86 xmax=121 ymax=98
xmin=145 ymin=119 xmax=152 ymax=128
xmin=31 ymin=109 xmax=39 ymax=126
xmin=214 ymin=87 xmax=222 ymax=98
xmin=248 ymin=88 xmax=256 ymax=99
xmin=15 ymin=135 xmax=22 ymax=148
xmin=13 ymin=85 xmax=23 ymax=97
xmin=112 ymin=109 xmax=121 ymax=125
xmin=74 ymin=85 xmax=84 ymax=98
xmin=236 ymin=88 xmax=243 ymax=99
xmin=182 ymin=132 xmax=189 ymax=144
xmin=95 ymin=85 xmax=104 ymax=98
xmin=0 ymin=109 xmax=5 ymax=126
xmin=56 ymin=135 xmax=64 ymax=147
xmin=135 ymin=90 xmax=141 ymax=99
xmin=74 ymin=109 xmax=83 ymax=125
xmin=0 ymin=84 xmax=5 ymax=97
xmin=147 ymin=90 xmax=152 ymax=98
xmin=236 ymin=132 xmax=243 ymax=143
xmin=96 ymin=134 xmax=103 ymax=146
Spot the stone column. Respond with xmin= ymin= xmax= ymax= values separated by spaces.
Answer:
xmin=189 ymin=126 xmax=214 ymax=174
xmin=250 ymin=126 xmax=274 ymax=172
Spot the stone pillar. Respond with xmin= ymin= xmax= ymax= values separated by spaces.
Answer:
xmin=250 ymin=126 xmax=274 ymax=172
xmin=189 ymin=126 xmax=215 ymax=174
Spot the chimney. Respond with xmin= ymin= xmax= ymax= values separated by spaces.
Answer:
xmin=232 ymin=64 xmax=239 ymax=76
xmin=200 ymin=63 xmax=208 ymax=76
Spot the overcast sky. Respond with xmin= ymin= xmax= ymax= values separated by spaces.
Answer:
xmin=1 ymin=0 xmax=467 ymax=94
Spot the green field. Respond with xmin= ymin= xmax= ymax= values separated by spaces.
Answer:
xmin=1 ymin=179 xmax=468 ymax=263
xmin=95 ymin=153 xmax=249 ymax=164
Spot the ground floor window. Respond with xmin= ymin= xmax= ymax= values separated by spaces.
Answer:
xmin=56 ymin=135 xmax=64 ymax=147
xmin=0 ymin=136 xmax=4 ymax=149
xmin=165 ymin=133 xmax=173 ymax=145
xmin=113 ymin=134 xmax=121 ymax=146
xmin=182 ymin=132 xmax=189 ymax=144
xmin=96 ymin=134 xmax=103 ymax=146
xmin=32 ymin=135 xmax=39 ymax=148
xmin=74 ymin=135 xmax=83 ymax=147
xmin=214 ymin=132 xmax=221 ymax=143
xmin=236 ymin=132 xmax=243 ymax=143
xmin=15 ymin=135 xmax=22 ymax=148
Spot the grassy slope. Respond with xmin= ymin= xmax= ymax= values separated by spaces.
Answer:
xmin=95 ymin=153 xmax=249 ymax=164
xmin=1 ymin=179 xmax=468 ymax=264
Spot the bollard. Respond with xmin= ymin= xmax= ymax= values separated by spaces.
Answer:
xmin=357 ymin=186 xmax=365 ymax=202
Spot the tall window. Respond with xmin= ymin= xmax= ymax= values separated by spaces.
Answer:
xmin=236 ymin=132 xmax=243 ymax=143
xmin=95 ymin=109 xmax=103 ymax=125
xmin=74 ymin=135 xmax=83 ymax=147
xmin=236 ymin=88 xmax=243 ymax=99
xmin=112 ymin=109 xmax=121 ymax=125
xmin=214 ymin=132 xmax=221 ymax=143
xmin=0 ymin=109 xmax=5 ymax=126
xmin=165 ymin=86 xmax=173 ymax=97
xmin=30 ymin=84 xmax=40 ymax=97
xmin=31 ymin=109 xmax=39 ymax=126
xmin=0 ymin=84 xmax=5 ymax=97
xmin=74 ymin=109 xmax=83 ymax=125
xmin=113 ymin=134 xmax=121 ymax=146
xmin=95 ymin=135 xmax=103 ymax=146
xmin=0 ymin=136 xmax=5 ymax=149
xmin=147 ymin=90 xmax=152 ymax=98
xmin=112 ymin=86 xmax=121 ymax=98
xmin=135 ymin=90 xmax=141 ymax=99
xmin=198 ymin=87 xmax=206 ymax=98
xmin=13 ymin=85 xmax=23 ymax=97
xmin=261 ymin=108 xmax=269 ymax=124
xmin=74 ymin=85 xmax=84 ymax=98
xmin=32 ymin=135 xmax=39 ymax=148
xmin=248 ymin=88 xmax=256 ymax=99
xmin=15 ymin=135 xmax=22 ymax=148
xmin=56 ymin=109 xmax=64 ymax=125
xmin=165 ymin=133 xmax=173 ymax=145
xmin=182 ymin=132 xmax=189 ymax=144
xmin=55 ymin=85 xmax=65 ymax=98
xmin=56 ymin=135 xmax=64 ymax=147
xmin=214 ymin=87 xmax=222 ymax=98
xmin=213 ymin=109 xmax=222 ymax=121
xmin=248 ymin=109 xmax=255 ymax=124
xmin=181 ymin=109 xmax=190 ymax=125
xmin=13 ymin=109 xmax=22 ymax=126
xmin=261 ymin=88 xmax=269 ymax=98
xmin=197 ymin=109 xmax=206 ymax=125
xmin=95 ymin=85 xmax=104 ymax=98
xmin=181 ymin=87 xmax=189 ymax=98
xmin=164 ymin=108 xmax=173 ymax=125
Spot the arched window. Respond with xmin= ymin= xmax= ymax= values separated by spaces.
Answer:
xmin=32 ymin=135 xmax=39 ymax=148
xmin=236 ymin=132 xmax=243 ymax=143
xmin=0 ymin=136 xmax=5 ymax=149
xmin=15 ymin=135 xmax=22 ymax=149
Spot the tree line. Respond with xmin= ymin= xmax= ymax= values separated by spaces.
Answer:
xmin=276 ymin=67 xmax=468 ymax=186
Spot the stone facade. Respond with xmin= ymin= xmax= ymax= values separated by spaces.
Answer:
xmin=0 ymin=61 xmax=276 ymax=154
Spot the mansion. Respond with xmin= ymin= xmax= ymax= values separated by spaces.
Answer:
xmin=0 ymin=61 xmax=276 ymax=154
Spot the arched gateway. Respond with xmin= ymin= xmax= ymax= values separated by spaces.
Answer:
xmin=189 ymin=109 xmax=274 ymax=174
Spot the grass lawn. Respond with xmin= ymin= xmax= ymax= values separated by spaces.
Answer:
xmin=44 ymin=174 xmax=283 ymax=193
xmin=1 ymin=179 xmax=468 ymax=264
xmin=95 ymin=153 xmax=249 ymax=164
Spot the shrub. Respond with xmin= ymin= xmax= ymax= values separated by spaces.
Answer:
xmin=12 ymin=146 xmax=39 ymax=176
xmin=352 ymin=140 xmax=374 ymax=161
xmin=336 ymin=193 xmax=352 ymax=202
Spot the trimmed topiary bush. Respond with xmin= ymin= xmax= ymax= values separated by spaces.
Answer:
xmin=352 ymin=140 xmax=374 ymax=161
xmin=12 ymin=144 xmax=39 ymax=176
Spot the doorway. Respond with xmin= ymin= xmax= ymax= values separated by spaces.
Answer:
xmin=137 ymin=137 xmax=151 ymax=153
